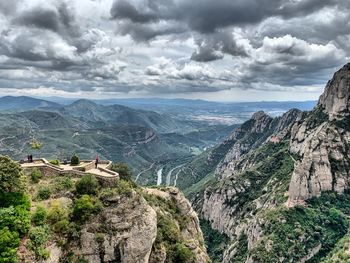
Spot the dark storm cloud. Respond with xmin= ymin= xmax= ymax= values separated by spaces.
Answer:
xmin=191 ymin=31 xmax=248 ymax=62
xmin=0 ymin=0 xmax=23 ymax=15
xmin=110 ymin=0 xmax=337 ymax=34
xmin=110 ymin=0 xmax=159 ymax=23
xmin=116 ymin=20 xmax=186 ymax=42
xmin=0 ymin=0 xmax=349 ymax=98
xmin=15 ymin=8 xmax=60 ymax=31
xmin=110 ymin=0 xmax=342 ymax=62
xmin=14 ymin=2 xmax=81 ymax=38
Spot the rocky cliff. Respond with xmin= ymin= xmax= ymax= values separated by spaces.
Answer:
xmin=189 ymin=63 xmax=350 ymax=263
xmin=288 ymin=63 xmax=350 ymax=206
xmin=75 ymin=187 xmax=209 ymax=263
xmin=21 ymin=172 xmax=209 ymax=263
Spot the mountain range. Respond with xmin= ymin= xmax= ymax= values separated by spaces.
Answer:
xmin=171 ymin=63 xmax=350 ymax=262
xmin=0 ymin=64 xmax=350 ymax=263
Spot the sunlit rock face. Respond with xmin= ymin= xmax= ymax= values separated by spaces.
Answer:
xmin=318 ymin=63 xmax=350 ymax=120
xmin=288 ymin=63 xmax=350 ymax=206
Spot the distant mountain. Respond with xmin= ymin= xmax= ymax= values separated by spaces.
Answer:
xmin=56 ymin=99 xmax=203 ymax=134
xmin=0 ymin=105 xmax=234 ymax=182
xmin=0 ymin=96 xmax=60 ymax=111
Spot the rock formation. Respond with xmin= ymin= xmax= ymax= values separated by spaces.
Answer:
xmin=63 ymin=187 xmax=210 ymax=263
xmin=288 ymin=63 xmax=350 ymax=206
xmin=192 ymin=63 xmax=350 ymax=262
xmin=318 ymin=63 xmax=350 ymax=119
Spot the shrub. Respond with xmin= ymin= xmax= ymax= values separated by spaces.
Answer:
xmin=36 ymin=186 xmax=51 ymax=201
xmin=47 ymin=201 xmax=69 ymax=224
xmin=111 ymin=163 xmax=133 ymax=181
xmin=70 ymin=155 xmax=80 ymax=166
xmin=46 ymin=200 xmax=71 ymax=235
xmin=31 ymin=205 xmax=47 ymax=226
xmin=0 ymin=227 xmax=20 ymax=263
xmin=172 ymin=243 xmax=195 ymax=263
xmin=95 ymin=233 xmax=105 ymax=243
xmin=73 ymin=195 xmax=97 ymax=223
xmin=115 ymin=180 xmax=134 ymax=197
xmin=49 ymin=160 xmax=60 ymax=166
xmin=30 ymin=168 xmax=42 ymax=184
xmin=53 ymin=177 xmax=73 ymax=193
xmin=75 ymin=174 xmax=100 ymax=196
xmin=27 ymin=225 xmax=51 ymax=260
xmin=0 ymin=205 xmax=30 ymax=236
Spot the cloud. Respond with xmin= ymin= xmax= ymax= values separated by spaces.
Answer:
xmin=191 ymin=31 xmax=248 ymax=62
xmin=110 ymin=0 xmax=338 ymax=34
xmin=237 ymin=35 xmax=346 ymax=87
xmin=14 ymin=2 xmax=80 ymax=37
xmin=0 ymin=0 xmax=349 ymax=101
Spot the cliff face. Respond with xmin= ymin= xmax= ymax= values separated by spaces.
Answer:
xmin=22 ymin=172 xmax=209 ymax=263
xmin=288 ymin=64 xmax=350 ymax=206
xmin=216 ymin=109 xmax=303 ymax=179
xmin=190 ymin=63 xmax=350 ymax=263
xmin=194 ymin=109 xmax=303 ymax=247
xmin=318 ymin=63 xmax=350 ymax=119
xmin=75 ymin=187 xmax=209 ymax=263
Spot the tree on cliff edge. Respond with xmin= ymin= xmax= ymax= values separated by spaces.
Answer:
xmin=0 ymin=155 xmax=26 ymax=193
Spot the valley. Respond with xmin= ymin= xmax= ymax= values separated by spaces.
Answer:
xmin=1 ymin=1 xmax=349 ymax=262
xmin=0 ymin=64 xmax=349 ymax=263
xmin=0 ymin=96 xmax=314 ymax=187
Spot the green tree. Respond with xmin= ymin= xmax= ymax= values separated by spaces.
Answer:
xmin=75 ymin=174 xmax=100 ymax=196
xmin=0 ymin=227 xmax=20 ymax=263
xmin=70 ymin=154 xmax=80 ymax=166
xmin=73 ymin=195 xmax=98 ymax=223
xmin=111 ymin=163 xmax=133 ymax=181
xmin=0 ymin=155 xmax=26 ymax=193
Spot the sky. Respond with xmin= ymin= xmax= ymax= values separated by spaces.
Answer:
xmin=0 ymin=0 xmax=349 ymax=102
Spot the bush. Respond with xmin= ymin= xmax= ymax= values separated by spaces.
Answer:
xmin=73 ymin=195 xmax=100 ymax=223
xmin=115 ymin=180 xmax=134 ymax=197
xmin=75 ymin=174 xmax=100 ymax=196
xmin=49 ymin=159 xmax=60 ymax=166
xmin=0 ymin=227 xmax=20 ymax=263
xmin=27 ymin=225 xmax=51 ymax=260
xmin=47 ymin=201 xmax=69 ymax=224
xmin=46 ymin=201 xmax=71 ymax=234
xmin=70 ymin=155 xmax=80 ymax=166
xmin=111 ymin=163 xmax=133 ymax=181
xmin=30 ymin=168 xmax=42 ymax=184
xmin=172 ymin=243 xmax=195 ymax=263
xmin=0 ymin=205 xmax=30 ymax=236
xmin=31 ymin=205 xmax=47 ymax=226
xmin=53 ymin=177 xmax=73 ymax=193
xmin=36 ymin=186 xmax=51 ymax=201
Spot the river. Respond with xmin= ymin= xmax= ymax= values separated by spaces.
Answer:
xmin=156 ymin=167 xmax=163 ymax=185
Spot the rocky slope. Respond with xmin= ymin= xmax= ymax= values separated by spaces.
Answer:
xmin=20 ymin=170 xmax=209 ymax=263
xmin=188 ymin=63 xmax=350 ymax=262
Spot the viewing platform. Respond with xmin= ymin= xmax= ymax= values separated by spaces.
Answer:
xmin=21 ymin=158 xmax=119 ymax=184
